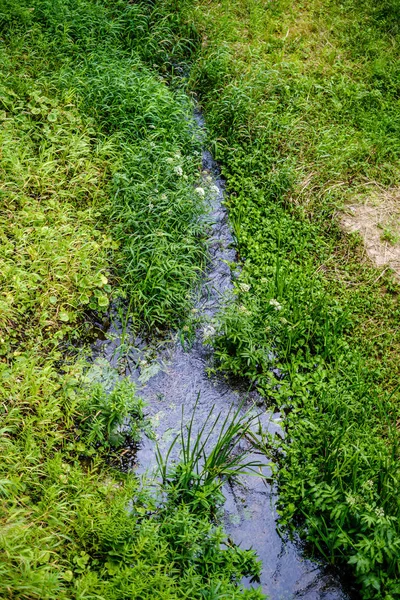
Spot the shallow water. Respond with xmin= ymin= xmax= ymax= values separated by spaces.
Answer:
xmin=90 ymin=115 xmax=356 ymax=600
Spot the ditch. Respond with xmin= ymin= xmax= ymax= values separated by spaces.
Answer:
xmin=89 ymin=112 xmax=357 ymax=600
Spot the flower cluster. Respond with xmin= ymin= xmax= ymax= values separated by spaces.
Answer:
xmin=269 ymin=298 xmax=282 ymax=311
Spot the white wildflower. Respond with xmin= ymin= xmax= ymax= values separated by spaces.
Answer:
xmin=375 ymin=507 xmax=385 ymax=518
xmin=174 ymin=165 xmax=183 ymax=176
xmin=161 ymin=194 xmax=167 ymax=200
xmin=195 ymin=187 xmax=205 ymax=197
xmin=346 ymin=494 xmax=357 ymax=507
xmin=238 ymin=282 xmax=251 ymax=293
xmin=269 ymin=298 xmax=282 ymax=311
xmin=206 ymin=175 xmax=213 ymax=183
xmin=238 ymin=305 xmax=251 ymax=316
xmin=203 ymin=324 xmax=216 ymax=339
xmin=166 ymin=157 xmax=174 ymax=164
xmin=363 ymin=479 xmax=374 ymax=490
xmin=210 ymin=185 xmax=220 ymax=195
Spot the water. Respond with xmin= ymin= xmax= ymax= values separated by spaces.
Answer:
xmin=90 ymin=114 xmax=356 ymax=600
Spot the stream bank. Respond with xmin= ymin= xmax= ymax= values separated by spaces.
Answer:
xmin=90 ymin=114 xmax=356 ymax=600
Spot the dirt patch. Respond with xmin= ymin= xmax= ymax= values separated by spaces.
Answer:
xmin=341 ymin=189 xmax=400 ymax=277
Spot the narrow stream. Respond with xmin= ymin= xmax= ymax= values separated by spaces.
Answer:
xmin=90 ymin=113 xmax=355 ymax=600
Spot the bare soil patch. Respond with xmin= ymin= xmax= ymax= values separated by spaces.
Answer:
xmin=341 ymin=188 xmax=400 ymax=277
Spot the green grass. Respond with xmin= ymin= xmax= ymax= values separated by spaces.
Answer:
xmin=145 ymin=0 xmax=400 ymax=597
xmin=3 ymin=0 xmax=400 ymax=596
xmin=0 ymin=0 xmax=264 ymax=597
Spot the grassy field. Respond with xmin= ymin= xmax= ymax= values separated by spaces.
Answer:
xmin=164 ymin=0 xmax=400 ymax=597
xmin=0 ymin=1 xmax=264 ymax=598
xmin=3 ymin=0 xmax=400 ymax=597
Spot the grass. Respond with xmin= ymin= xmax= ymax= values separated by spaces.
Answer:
xmin=3 ymin=0 xmax=400 ymax=596
xmin=0 ymin=0 xmax=264 ymax=598
xmin=157 ymin=400 xmax=265 ymax=501
xmin=141 ymin=0 xmax=400 ymax=597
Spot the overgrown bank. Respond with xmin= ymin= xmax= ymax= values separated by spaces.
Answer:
xmin=161 ymin=0 xmax=400 ymax=597
xmin=3 ymin=0 xmax=400 ymax=597
xmin=0 ymin=1 xmax=263 ymax=597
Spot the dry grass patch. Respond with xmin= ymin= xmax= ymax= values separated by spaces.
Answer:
xmin=342 ymin=187 xmax=400 ymax=278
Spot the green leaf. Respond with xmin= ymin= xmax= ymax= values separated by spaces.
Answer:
xmin=97 ymin=295 xmax=109 ymax=307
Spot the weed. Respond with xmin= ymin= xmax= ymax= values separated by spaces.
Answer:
xmin=380 ymin=227 xmax=400 ymax=245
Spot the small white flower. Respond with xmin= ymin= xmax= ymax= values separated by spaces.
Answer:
xmin=148 ymin=203 xmax=154 ymax=210
xmin=206 ymin=175 xmax=213 ymax=183
xmin=161 ymin=194 xmax=167 ymax=200
xmin=238 ymin=282 xmax=251 ymax=293
xmin=203 ymin=324 xmax=216 ymax=339
xmin=346 ymin=494 xmax=357 ymax=507
xmin=363 ymin=479 xmax=374 ymax=489
xmin=269 ymin=298 xmax=282 ymax=311
xmin=375 ymin=507 xmax=385 ymax=518
xmin=195 ymin=187 xmax=205 ymax=197
xmin=238 ymin=305 xmax=251 ymax=315
xmin=174 ymin=165 xmax=183 ymax=176
xmin=166 ymin=157 xmax=174 ymax=164
xmin=210 ymin=185 xmax=220 ymax=195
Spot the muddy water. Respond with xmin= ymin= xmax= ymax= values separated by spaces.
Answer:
xmin=90 ymin=116 xmax=355 ymax=600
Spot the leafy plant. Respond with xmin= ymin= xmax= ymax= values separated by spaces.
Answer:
xmin=77 ymin=378 xmax=148 ymax=450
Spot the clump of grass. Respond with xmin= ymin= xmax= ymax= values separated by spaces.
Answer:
xmin=157 ymin=400 xmax=266 ymax=503
xmin=380 ymin=227 xmax=400 ymax=245
xmin=67 ymin=48 xmax=207 ymax=328
xmin=156 ymin=401 xmax=266 ymax=598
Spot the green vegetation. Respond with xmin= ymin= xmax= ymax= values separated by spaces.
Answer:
xmin=4 ymin=0 xmax=400 ymax=597
xmin=0 ymin=0 xmax=263 ymax=597
xmin=161 ymin=0 xmax=400 ymax=597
